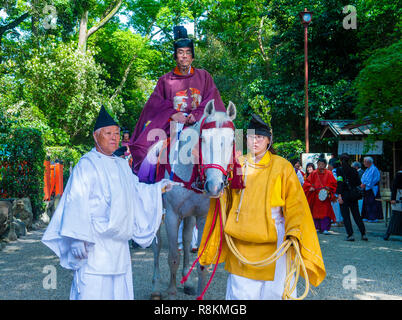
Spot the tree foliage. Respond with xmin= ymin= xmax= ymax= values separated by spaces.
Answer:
xmin=354 ymin=40 xmax=402 ymax=142
xmin=23 ymin=41 xmax=119 ymax=145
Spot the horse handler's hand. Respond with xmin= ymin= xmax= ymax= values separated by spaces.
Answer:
xmin=160 ymin=179 xmax=184 ymax=193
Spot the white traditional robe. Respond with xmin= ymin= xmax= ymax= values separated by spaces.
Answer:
xmin=42 ymin=148 xmax=165 ymax=300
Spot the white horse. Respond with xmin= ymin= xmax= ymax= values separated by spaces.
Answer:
xmin=150 ymin=100 xmax=236 ymax=299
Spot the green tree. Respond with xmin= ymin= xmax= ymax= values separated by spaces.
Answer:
xmin=75 ymin=0 xmax=123 ymax=52
xmin=354 ymin=40 xmax=402 ymax=142
xmin=24 ymin=41 xmax=122 ymax=145
xmin=90 ymin=27 xmax=163 ymax=130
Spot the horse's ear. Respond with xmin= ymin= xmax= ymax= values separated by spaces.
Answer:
xmin=204 ymin=99 xmax=215 ymax=117
xmin=227 ymin=101 xmax=236 ymax=121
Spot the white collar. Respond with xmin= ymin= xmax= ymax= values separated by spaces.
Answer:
xmin=92 ymin=147 xmax=117 ymax=160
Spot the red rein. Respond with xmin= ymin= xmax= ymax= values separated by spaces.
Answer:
xmin=180 ymin=120 xmax=234 ymax=300
xmin=181 ymin=119 xmax=246 ymax=300
xmin=180 ymin=198 xmax=223 ymax=300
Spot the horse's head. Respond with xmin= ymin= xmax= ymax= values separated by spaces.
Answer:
xmin=199 ymin=99 xmax=236 ymax=198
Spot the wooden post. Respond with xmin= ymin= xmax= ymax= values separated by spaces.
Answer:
xmin=55 ymin=163 xmax=63 ymax=196
xmin=43 ymin=158 xmax=51 ymax=201
xmin=304 ymin=23 xmax=309 ymax=153
xmin=49 ymin=165 xmax=56 ymax=198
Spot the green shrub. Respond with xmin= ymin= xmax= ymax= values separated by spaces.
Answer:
xmin=45 ymin=146 xmax=84 ymax=187
xmin=273 ymin=140 xmax=304 ymax=161
xmin=0 ymin=124 xmax=45 ymax=220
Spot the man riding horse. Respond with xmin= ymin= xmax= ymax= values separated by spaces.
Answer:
xmin=128 ymin=26 xmax=226 ymax=183
xmin=128 ymin=26 xmax=240 ymax=300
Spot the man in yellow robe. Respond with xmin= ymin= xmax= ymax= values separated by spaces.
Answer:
xmin=198 ymin=114 xmax=326 ymax=300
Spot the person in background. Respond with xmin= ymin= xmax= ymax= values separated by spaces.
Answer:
xmin=328 ymin=154 xmax=338 ymax=172
xmin=328 ymin=159 xmax=343 ymax=227
xmin=361 ymin=157 xmax=383 ymax=223
xmin=305 ymin=163 xmax=315 ymax=180
xmin=292 ymin=159 xmax=305 ymax=186
xmin=303 ymin=158 xmax=337 ymax=235
xmin=336 ymin=153 xmax=368 ymax=241
xmin=294 ymin=159 xmax=305 ymax=177
xmin=352 ymin=161 xmax=364 ymax=179
xmin=121 ymin=130 xmax=131 ymax=158
xmin=352 ymin=161 xmax=364 ymax=214
xmin=178 ymin=221 xmax=198 ymax=253
xmin=383 ymin=166 xmax=402 ymax=240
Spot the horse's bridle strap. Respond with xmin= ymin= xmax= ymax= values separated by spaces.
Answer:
xmin=198 ymin=120 xmax=235 ymax=182
xmin=200 ymin=120 xmax=235 ymax=131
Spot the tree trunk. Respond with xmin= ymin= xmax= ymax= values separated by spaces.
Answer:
xmin=31 ymin=15 xmax=39 ymax=49
xmin=78 ymin=10 xmax=88 ymax=52
xmin=109 ymin=55 xmax=138 ymax=103
xmin=257 ymin=16 xmax=270 ymax=77
xmin=77 ymin=0 xmax=123 ymax=52
xmin=194 ymin=16 xmax=198 ymax=40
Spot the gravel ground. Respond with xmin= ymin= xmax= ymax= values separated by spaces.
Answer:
xmin=0 ymin=219 xmax=401 ymax=300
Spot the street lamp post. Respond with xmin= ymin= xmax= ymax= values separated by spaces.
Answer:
xmin=299 ymin=8 xmax=312 ymax=153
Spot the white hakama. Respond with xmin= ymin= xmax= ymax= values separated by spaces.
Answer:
xmin=225 ymin=207 xmax=297 ymax=300
xmin=42 ymin=148 xmax=167 ymax=300
xmin=70 ymin=263 xmax=134 ymax=300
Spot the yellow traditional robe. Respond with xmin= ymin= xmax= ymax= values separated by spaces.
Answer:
xmin=198 ymin=151 xmax=326 ymax=287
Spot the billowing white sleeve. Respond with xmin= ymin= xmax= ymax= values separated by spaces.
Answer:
xmin=129 ymin=172 xmax=164 ymax=248
xmin=42 ymin=158 xmax=95 ymax=270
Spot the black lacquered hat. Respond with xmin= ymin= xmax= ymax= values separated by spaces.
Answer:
xmin=93 ymin=105 xmax=118 ymax=132
xmin=248 ymin=113 xmax=271 ymax=137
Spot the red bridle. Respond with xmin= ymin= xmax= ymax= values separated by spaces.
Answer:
xmin=194 ymin=117 xmax=236 ymax=192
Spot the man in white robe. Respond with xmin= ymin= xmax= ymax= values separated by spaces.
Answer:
xmin=42 ymin=106 xmax=177 ymax=300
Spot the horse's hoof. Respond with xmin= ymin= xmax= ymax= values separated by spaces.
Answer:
xmin=163 ymin=291 xmax=177 ymax=300
xmin=184 ymin=285 xmax=196 ymax=296
xmin=150 ymin=292 xmax=162 ymax=300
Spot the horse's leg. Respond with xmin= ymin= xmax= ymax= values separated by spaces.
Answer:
xmin=164 ymin=208 xmax=181 ymax=299
xmin=196 ymin=215 xmax=208 ymax=297
xmin=150 ymin=225 xmax=162 ymax=300
xmin=182 ymin=215 xmax=197 ymax=295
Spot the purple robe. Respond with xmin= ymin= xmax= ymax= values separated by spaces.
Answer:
xmin=128 ymin=67 xmax=226 ymax=176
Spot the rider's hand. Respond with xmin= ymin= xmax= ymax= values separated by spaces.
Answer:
xmin=171 ymin=112 xmax=187 ymax=124
xmin=70 ymin=240 xmax=88 ymax=259
xmin=186 ymin=114 xmax=196 ymax=125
